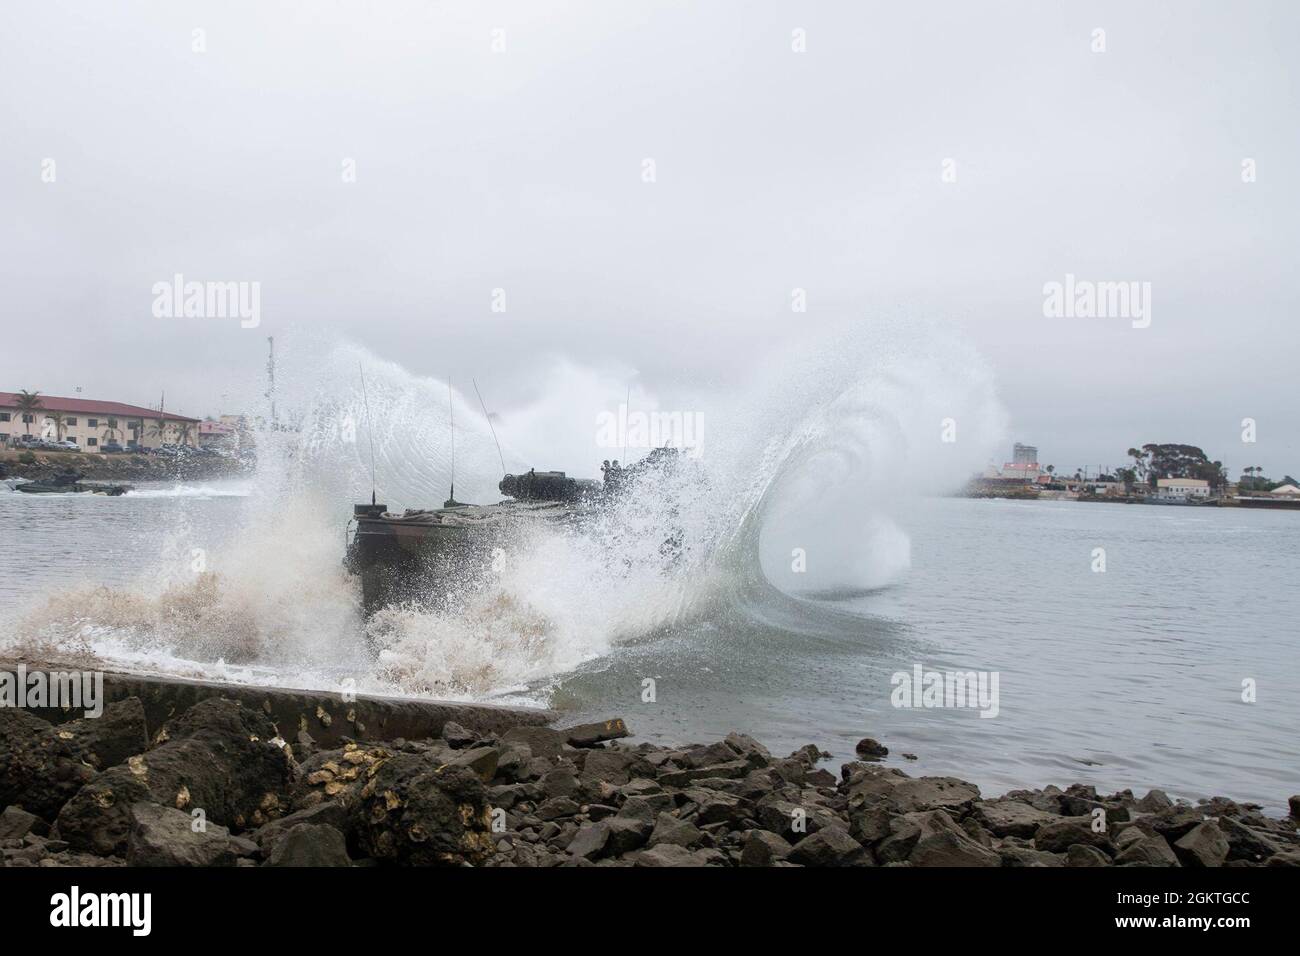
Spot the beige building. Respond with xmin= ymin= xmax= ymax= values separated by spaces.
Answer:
xmin=1155 ymin=477 xmax=1211 ymax=499
xmin=0 ymin=391 xmax=200 ymax=451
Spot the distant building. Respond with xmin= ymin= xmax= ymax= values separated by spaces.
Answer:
xmin=0 ymin=391 xmax=199 ymax=450
xmin=1012 ymin=443 xmax=1038 ymax=465
xmin=999 ymin=462 xmax=1041 ymax=481
xmin=1155 ymin=478 xmax=1210 ymax=499
xmin=1269 ymin=483 xmax=1300 ymax=497
xmin=198 ymin=420 xmax=238 ymax=449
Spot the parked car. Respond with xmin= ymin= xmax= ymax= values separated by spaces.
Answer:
xmin=13 ymin=437 xmax=42 ymax=449
xmin=101 ymin=441 xmax=125 ymax=454
xmin=51 ymin=440 xmax=81 ymax=452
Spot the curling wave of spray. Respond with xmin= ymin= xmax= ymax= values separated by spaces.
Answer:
xmin=6 ymin=321 xmax=1005 ymax=703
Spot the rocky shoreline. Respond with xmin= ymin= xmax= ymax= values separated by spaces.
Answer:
xmin=0 ymin=450 xmax=248 ymax=483
xmin=3 ymin=696 xmax=1297 ymax=867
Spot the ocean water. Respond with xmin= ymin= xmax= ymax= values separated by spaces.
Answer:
xmin=2 ymin=480 xmax=1295 ymax=813
xmin=1 ymin=333 xmax=1294 ymax=813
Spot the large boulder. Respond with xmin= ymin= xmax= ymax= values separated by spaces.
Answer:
xmin=0 ymin=699 xmax=149 ymax=820
xmin=56 ymin=698 xmax=292 ymax=856
xmin=1172 ymin=821 xmax=1229 ymax=868
xmin=125 ymin=802 xmax=239 ymax=867
xmin=1034 ymin=819 xmax=1113 ymax=855
xmin=266 ymin=824 xmax=351 ymax=867
xmin=974 ymin=800 xmax=1061 ymax=838
xmin=351 ymin=752 xmax=495 ymax=866
xmin=786 ymin=825 xmax=868 ymax=867
xmin=842 ymin=764 xmax=980 ymax=814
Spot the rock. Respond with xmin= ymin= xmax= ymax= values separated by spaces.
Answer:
xmin=755 ymin=794 xmax=839 ymax=838
xmin=1135 ymin=789 xmax=1173 ymax=813
xmin=567 ymin=822 xmax=611 ymax=860
xmin=125 ymin=803 xmax=237 ymax=867
xmin=563 ymin=719 xmax=630 ymax=748
xmin=0 ymin=698 xmax=150 ymax=820
xmin=998 ymin=846 xmax=1065 ymax=867
xmin=1289 ymin=796 xmax=1300 ymax=820
xmin=539 ymin=767 xmax=580 ymax=799
xmin=1066 ymin=844 xmax=1111 ymax=867
xmin=352 ymin=753 xmax=495 ymax=866
xmin=855 ymin=738 xmax=889 ymax=760
xmin=974 ymin=800 xmax=1061 ymax=838
xmin=445 ymin=746 xmax=498 ymax=782
xmin=1218 ymin=816 xmax=1281 ymax=863
xmin=266 ymin=824 xmax=351 ymax=867
xmin=1149 ymin=807 xmax=1206 ymax=842
xmin=842 ymin=764 xmax=980 ymax=813
xmin=503 ymin=727 xmax=565 ymax=761
xmin=848 ymin=801 xmax=895 ymax=845
xmin=0 ymin=806 xmax=46 ymax=842
xmin=440 ymin=721 xmax=476 ymax=749
xmin=253 ymin=801 xmax=350 ymax=852
xmin=57 ymin=698 xmax=292 ymax=856
xmin=536 ymin=797 xmax=580 ymax=821
xmin=631 ymin=843 xmax=713 ymax=867
xmin=1114 ymin=834 xmax=1180 ymax=867
xmin=682 ymin=788 xmax=748 ymax=827
xmin=658 ymin=760 xmax=751 ymax=788
xmin=1034 ymin=820 xmax=1113 ymax=855
xmin=579 ymin=750 xmax=634 ymax=787
xmin=604 ymin=815 xmax=652 ymax=856
xmin=1266 ymin=850 xmax=1300 ymax=867
xmin=740 ymin=829 xmax=792 ymax=866
xmin=648 ymin=813 xmax=704 ymax=849
xmin=724 ymin=733 xmax=771 ymax=762
xmin=786 ymin=825 xmax=867 ymax=867
xmin=905 ymin=810 xmax=1000 ymax=867
xmin=1173 ymin=822 xmax=1229 ymax=868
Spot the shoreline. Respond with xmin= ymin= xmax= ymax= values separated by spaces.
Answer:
xmin=0 ymin=449 xmax=249 ymax=483
xmin=2 ymin=687 xmax=1296 ymax=867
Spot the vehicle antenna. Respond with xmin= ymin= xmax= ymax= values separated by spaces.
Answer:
xmin=622 ymin=384 xmax=631 ymax=464
xmin=448 ymin=376 xmax=455 ymax=504
xmin=473 ymin=378 xmax=507 ymax=477
xmin=358 ymin=363 xmax=377 ymax=506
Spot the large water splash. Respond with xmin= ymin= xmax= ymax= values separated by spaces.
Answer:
xmin=5 ymin=321 xmax=1005 ymax=703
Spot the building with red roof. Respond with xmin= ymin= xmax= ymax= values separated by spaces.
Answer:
xmin=0 ymin=391 xmax=200 ymax=450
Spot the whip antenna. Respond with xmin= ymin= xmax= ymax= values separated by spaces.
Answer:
xmin=448 ymin=376 xmax=455 ymax=504
xmin=358 ymin=363 xmax=377 ymax=506
xmin=473 ymin=378 xmax=507 ymax=477
xmin=622 ymin=384 xmax=631 ymax=464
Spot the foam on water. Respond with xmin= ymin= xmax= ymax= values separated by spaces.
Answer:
xmin=3 ymin=321 xmax=1006 ymax=703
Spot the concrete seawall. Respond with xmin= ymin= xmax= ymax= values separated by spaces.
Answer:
xmin=0 ymin=662 xmax=553 ymax=747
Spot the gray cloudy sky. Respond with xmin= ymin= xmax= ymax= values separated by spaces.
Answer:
xmin=2 ymin=1 xmax=1297 ymax=475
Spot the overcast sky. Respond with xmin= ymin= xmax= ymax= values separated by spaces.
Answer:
xmin=2 ymin=1 xmax=1296 ymax=476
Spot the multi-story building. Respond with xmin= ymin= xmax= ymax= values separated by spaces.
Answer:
xmin=0 ymin=391 xmax=200 ymax=451
xmin=1012 ymin=443 xmax=1038 ymax=465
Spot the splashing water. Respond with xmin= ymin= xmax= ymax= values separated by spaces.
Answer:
xmin=3 ymin=321 xmax=1006 ymax=704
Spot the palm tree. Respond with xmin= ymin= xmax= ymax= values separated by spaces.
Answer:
xmin=101 ymin=425 xmax=121 ymax=446
xmin=14 ymin=389 xmax=42 ymax=437
xmin=175 ymin=422 xmax=195 ymax=447
xmin=148 ymin=417 xmax=172 ymax=444
xmin=46 ymin=411 xmax=66 ymax=441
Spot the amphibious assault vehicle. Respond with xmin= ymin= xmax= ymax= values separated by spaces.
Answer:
xmin=345 ymin=451 xmax=676 ymax=615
